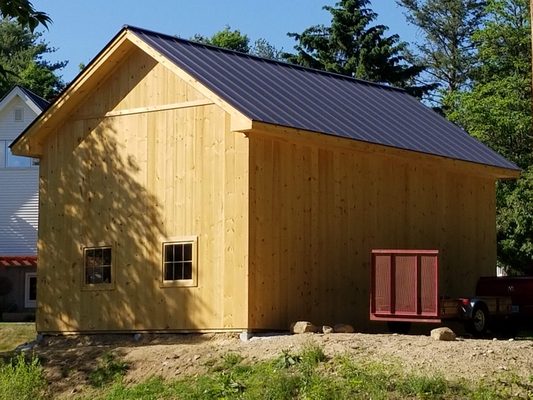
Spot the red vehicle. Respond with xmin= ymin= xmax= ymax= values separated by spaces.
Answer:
xmin=370 ymin=250 xmax=533 ymax=336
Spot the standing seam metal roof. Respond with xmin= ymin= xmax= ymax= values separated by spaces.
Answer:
xmin=128 ymin=26 xmax=518 ymax=171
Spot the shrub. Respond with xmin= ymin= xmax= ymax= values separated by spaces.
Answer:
xmin=0 ymin=353 xmax=45 ymax=400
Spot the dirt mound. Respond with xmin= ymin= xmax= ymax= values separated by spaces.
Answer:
xmin=33 ymin=331 xmax=533 ymax=398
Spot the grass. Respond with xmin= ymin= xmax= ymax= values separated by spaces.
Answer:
xmin=0 ymin=336 xmax=531 ymax=399
xmin=0 ymin=323 xmax=36 ymax=353
xmin=89 ymin=341 xmax=533 ymax=400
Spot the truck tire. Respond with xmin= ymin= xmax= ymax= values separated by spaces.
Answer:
xmin=465 ymin=304 xmax=489 ymax=336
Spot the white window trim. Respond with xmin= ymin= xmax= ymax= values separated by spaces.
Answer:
xmin=161 ymin=236 xmax=198 ymax=288
xmin=24 ymin=272 xmax=37 ymax=308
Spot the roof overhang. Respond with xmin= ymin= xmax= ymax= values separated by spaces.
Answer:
xmin=11 ymin=27 xmax=252 ymax=157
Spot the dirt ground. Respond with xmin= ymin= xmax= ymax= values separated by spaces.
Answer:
xmin=30 ymin=325 xmax=533 ymax=398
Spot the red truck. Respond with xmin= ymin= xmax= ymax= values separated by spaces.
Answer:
xmin=370 ymin=250 xmax=533 ymax=336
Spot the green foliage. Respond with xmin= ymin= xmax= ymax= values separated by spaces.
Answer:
xmin=192 ymin=26 xmax=250 ymax=53
xmin=0 ymin=0 xmax=50 ymax=32
xmin=283 ymin=0 xmax=429 ymax=96
xmin=191 ymin=26 xmax=282 ymax=60
xmin=445 ymin=0 xmax=532 ymax=274
xmin=497 ymin=168 xmax=533 ymax=274
xmin=0 ymin=18 xmax=66 ymax=99
xmin=0 ymin=353 xmax=45 ymax=400
xmin=89 ymin=352 xmax=129 ymax=388
xmin=397 ymin=0 xmax=486 ymax=107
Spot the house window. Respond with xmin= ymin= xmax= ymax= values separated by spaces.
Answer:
xmin=162 ymin=237 xmax=197 ymax=287
xmin=24 ymin=273 xmax=37 ymax=308
xmin=84 ymin=246 xmax=112 ymax=285
xmin=0 ymin=140 xmax=36 ymax=168
xmin=14 ymin=108 xmax=23 ymax=121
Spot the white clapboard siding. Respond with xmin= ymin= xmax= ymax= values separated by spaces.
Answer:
xmin=0 ymin=95 xmax=37 ymax=141
xmin=0 ymin=166 xmax=39 ymax=255
xmin=0 ymin=88 xmax=42 ymax=255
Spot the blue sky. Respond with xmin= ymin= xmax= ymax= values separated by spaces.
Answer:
xmin=33 ymin=0 xmax=421 ymax=83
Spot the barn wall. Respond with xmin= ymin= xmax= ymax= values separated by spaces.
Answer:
xmin=36 ymin=48 xmax=249 ymax=332
xmin=248 ymin=127 xmax=496 ymax=330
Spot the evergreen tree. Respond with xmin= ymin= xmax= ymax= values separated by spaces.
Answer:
xmin=397 ymin=0 xmax=486 ymax=107
xmin=0 ymin=19 xmax=66 ymax=100
xmin=282 ymin=0 xmax=430 ymax=96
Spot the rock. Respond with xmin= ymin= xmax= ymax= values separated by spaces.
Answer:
xmin=430 ymin=327 xmax=456 ymax=341
xmin=333 ymin=323 xmax=354 ymax=333
xmin=322 ymin=325 xmax=334 ymax=334
xmin=290 ymin=321 xmax=318 ymax=334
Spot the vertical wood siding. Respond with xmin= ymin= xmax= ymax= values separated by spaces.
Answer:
xmin=248 ymin=128 xmax=496 ymax=330
xmin=36 ymin=48 xmax=249 ymax=332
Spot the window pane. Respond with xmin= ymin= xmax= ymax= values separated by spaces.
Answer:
xmin=183 ymin=243 xmax=192 ymax=261
xmin=0 ymin=141 xmax=5 ymax=167
xmin=29 ymin=277 xmax=37 ymax=300
xmin=164 ymin=244 xmax=174 ymax=262
xmin=164 ymin=263 xmax=174 ymax=281
xmin=102 ymin=266 xmax=111 ymax=283
xmin=183 ymin=262 xmax=192 ymax=280
xmin=84 ymin=247 xmax=112 ymax=285
xmin=6 ymin=149 xmax=31 ymax=167
xmin=103 ymin=248 xmax=112 ymax=265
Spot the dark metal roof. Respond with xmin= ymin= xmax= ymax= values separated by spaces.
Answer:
xmin=137 ymin=26 xmax=517 ymax=171
xmin=16 ymin=85 xmax=50 ymax=111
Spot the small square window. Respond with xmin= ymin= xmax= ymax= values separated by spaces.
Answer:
xmin=162 ymin=238 xmax=197 ymax=287
xmin=84 ymin=246 xmax=112 ymax=286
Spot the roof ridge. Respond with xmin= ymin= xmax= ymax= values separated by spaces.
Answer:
xmin=124 ymin=25 xmax=406 ymax=93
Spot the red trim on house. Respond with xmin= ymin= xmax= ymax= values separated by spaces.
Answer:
xmin=0 ymin=256 xmax=37 ymax=267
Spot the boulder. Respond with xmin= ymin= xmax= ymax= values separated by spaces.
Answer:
xmin=322 ymin=325 xmax=334 ymax=334
xmin=430 ymin=327 xmax=456 ymax=341
xmin=290 ymin=321 xmax=318 ymax=334
xmin=333 ymin=323 xmax=354 ymax=333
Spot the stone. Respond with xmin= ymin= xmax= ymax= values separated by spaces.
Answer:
xmin=290 ymin=321 xmax=318 ymax=334
xmin=430 ymin=327 xmax=456 ymax=341
xmin=239 ymin=331 xmax=253 ymax=341
xmin=322 ymin=325 xmax=334 ymax=334
xmin=333 ymin=323 xmax=355 ymax=333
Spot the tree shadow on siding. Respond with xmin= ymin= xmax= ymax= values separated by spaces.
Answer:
xmin=38 ymin=117 xmax=209 ymax=333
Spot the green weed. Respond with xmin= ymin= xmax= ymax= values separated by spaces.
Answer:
xmin=0 ymin=353 xmax=45 ymax=400
xmin=89 ymin=352 xmax=129 ymax=388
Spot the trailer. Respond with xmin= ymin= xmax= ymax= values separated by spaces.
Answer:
xmin=369 ymin=250 xmax=531 ymax=335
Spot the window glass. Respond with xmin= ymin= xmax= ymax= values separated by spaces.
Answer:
xmin=84 ymin=246 xmax=112 ymax=285
xmin=163 ymin=242 xmax=194 ymax=282
xmin=7 ymin=150 xmax=32 ymax=167
xmin=0 ymin=141 xmax=5 ymax=167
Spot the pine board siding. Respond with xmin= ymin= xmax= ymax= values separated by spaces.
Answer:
xmin=248 ymin=127 xmax=496 ymax=330
xmin=36 ymin=48 xmax=249 ymax=332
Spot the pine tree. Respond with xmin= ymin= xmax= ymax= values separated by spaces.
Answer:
xmin=398 ymin=0 xmax=486 ymax=107
xmin=283 ymin=0 xmax=430 ymax=96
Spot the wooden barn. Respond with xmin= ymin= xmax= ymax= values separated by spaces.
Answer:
xmin=11 ymin=26 xmax=519 ymax=334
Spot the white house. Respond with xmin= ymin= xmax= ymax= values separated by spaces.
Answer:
xmin=0 ymin=85 xmax=48 ymax=317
